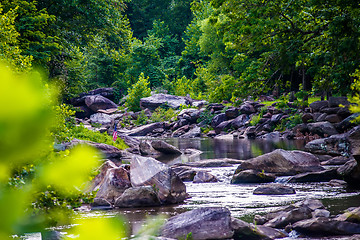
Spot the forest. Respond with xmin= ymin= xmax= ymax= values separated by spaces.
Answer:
xmin=2 ymin=0 xmax=360 ymax=103
xmin=1 ymin=0 xmax=360 ymax=239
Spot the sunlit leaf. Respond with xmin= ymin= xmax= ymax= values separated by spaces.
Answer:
xmin=66 ymin=217 xmax=127 ymax=240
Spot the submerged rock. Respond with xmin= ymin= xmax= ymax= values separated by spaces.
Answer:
xmin=160 ymin=207 xmax=234 ymax=240
xmin=231 ymin=170 xmax=275 ymax=184
xmin=193 ymin=171 xmax=218 ymax=183
xmin=253 ymin=183 xmax=296 ymax=195
xmin=151 ymin=140 xmax=182 ymax=155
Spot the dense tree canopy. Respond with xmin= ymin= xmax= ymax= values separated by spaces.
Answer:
xmin=1 ymin=0 xmax=359 ymax=102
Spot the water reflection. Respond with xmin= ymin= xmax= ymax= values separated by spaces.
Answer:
xmin=157 ymin=137 xmax=306 ymax=164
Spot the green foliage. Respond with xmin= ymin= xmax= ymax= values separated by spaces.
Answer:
xmin=68 ymin=125 xmax=128 ymax=150
xmin=349 ymin=69 xmax=360 ymax=123
xmin=135 ymin=110 xmax=149 ymax=126
xmin=197 ymin=108 xmax=215 ymax=125
xmin=126 ymin=73 xmax=152 ymax=112
xmin=250 ymin=114 xmax=261 ymax=126
xmin=150 ymin=107 xmax=177 ymax=122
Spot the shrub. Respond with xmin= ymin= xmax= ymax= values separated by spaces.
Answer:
xmin=126 ymin=73 xmax=151 ymax=112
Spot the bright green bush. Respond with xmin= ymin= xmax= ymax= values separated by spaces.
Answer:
xmin=151 ymin=107 xmax=177 ymax=122
xmin=125 ymin=73 xmax=151 ymax=112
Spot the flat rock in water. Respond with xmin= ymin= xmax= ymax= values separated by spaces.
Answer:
xmin=264 ymin=206 xmax=312 ymax=228
xmin=236 ymin=149 xmax=323 ymax=176
xmin=130 ymin=155 xmax=187 ymax=204
xmin=253 ymin=183 xmax=296 ymax=195
xmin=193 ymin=171 xmax=218 ymax=183
xmin=151 ymin=140 xmax=182 ymax=155
xmin=160 ymin=207 xmax=234 ymax=240
xmin=231 ymin=170 xmax=275 ymax=184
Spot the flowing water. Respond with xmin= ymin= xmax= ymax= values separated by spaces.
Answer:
xmin=84 ymin=137 xmax=360 ymax=237
xmin=27 ymin=137 xmax=360 ymax=239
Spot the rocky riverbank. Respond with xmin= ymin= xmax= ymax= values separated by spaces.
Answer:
xmin=64 ymin=88 xmax=360 ymax=239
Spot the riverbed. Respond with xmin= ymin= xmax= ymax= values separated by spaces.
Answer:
xmin=78 ymin=137 xmax=360 ymax=238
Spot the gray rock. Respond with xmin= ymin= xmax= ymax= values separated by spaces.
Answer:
xmin=171 ymin=166 xmax=197 ymax=182
xmin=93 ymin=166 xmax=131 ymax=204
xmin=307 ymin=121 xmax=339 ymax=137
xmin=193 ymin=171 xmax=218 ymax=183
xmin=231 ymin=114 xmax=249 ymax=129
xmin=239 ymin=103 xmax=256 ymax=114
xmin=177 ymin=108 xmax=201 ymax=123
xmin=85 ymin=95 xmax=117 ymax=112
xmin=305 ymin=133 xmax=350 ymax=156
xmin=288 ymin=169 xmax=338 ymax=183
xmin=192 ymin=100 xmax=208 ymax=108
xmin=337 ymin=156 xmax=360 ymax=186
xmin=225 ymin=107 xmax=239 ymax=119
xmin=130 ymin=156 xmax=187 ymax=204
xmin=309 ymin=100 xmax=328 ymax=112
xmin=114 ymin=186 xmax=161 ymax=207
xmin=253 ymin=183 xmax=296 ymax=195
xmin=321 ymin=156 xmax=350 ymax=166
xmin=151 ymin=140 xmax=182 ymax=155
xmin=265 ymin=206 xmax=312 ymax=228
xmin=160 ymin=207 xmax=234 ymax=240
xmin=236 ymin=149 xmax=323 ymax=176
xmin=329 ymin=96 xmax=350 ymax=108
xmin=336 ymin=207 xmax=360 ymax=223
xmin=71 ymin=88 xmax=115 ymax=106
xmin=312 ymin=209 xmax=330 ymax=218
xmin=327 ymin=179 xmax=348 ymax=187
xmin=140 ymin=94 xmax=191 ymax=110
xmin=293 ymin=217 xmax=360 ymax=236
xmin=231 ymin=170 xmax=275 ymax=184
xmin=121 ymin=122 xmax=165 ymax=136
xmin=180 ymin=126 xmax=201 ymax=138
xmin=302 ymin=113 xmax=314 ymax=123
xmin=294 ymin=199 xmax=325 ymax=211
xmin=337 ymin=113 xmax=360 ymax=132
xmin=231 ymin=218 xmax=287 ymax=240
xmin=139 ymin=140 xmax=160 ymax=156
xmin=211 ymin=113 xmax=227 ymax=128
xmin=214 ymin=119 xmax=233 ymax=134
xmin=90 ymin=113 xmax=112 ymax=126
xmin=325 ymin=114 xmax=341 ymax=123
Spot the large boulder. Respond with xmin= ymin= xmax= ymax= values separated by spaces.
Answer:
xmin=336 ymin=207 xmax=360 ymax=223
xmin=337 ymin=156 xmax=360 ymax=186
xmin=293 ymin=217 xmax=360 ymax=236
xmin=253 ymin=183 xmax=296 ymax=195
xmin=304 ymin=133 xmax=350 ymax=156
xmin=130 ymin=156 xmax=187 ymax=204
xmin=235 ymin=149 xmax=323 ymax=176
xmin=211 ymin=113 xmax=227 ymax=128
xmin=93 ymin=165 xmax=131 ymax=205
xmin=239 ymin=103 xmax=256 ymax=114
xmin=160 ymin=207 xmax=234 ymax=240
xmin=288 ymin=169 xmax=339 ymax=183
xmin=337 ymin=113 xmax=360 ymax=132
xmin=225 ymin=107 xmax=239 ymax=119
xmin=231 ymin=170 xmax=275 ymax=184
xmin=307 ymin=121 xmax=339 ymax=137
xmin=140 ymin=94 xmax=191 ymax=110
xmin=151 ymin=140 xmax=182 ymax=155
xmin=328 ymin=96 xmax=350 ymax=108
xmin=177 ymin=108 xmax=201 ymax=123
xmin=231 ymin=114 xmax=249 ymax=129
xmin=85 ymin=95 xmax=118 ymax=112
xmin=309 ymin=100 xmax=328 ymax=112
xmin=89 ymin=113 xmax=112 ymax=126
xmin=71 ymin=88 xmax=115 ymax=106
xmin=114 ymin=186 xmax=161 ymax=207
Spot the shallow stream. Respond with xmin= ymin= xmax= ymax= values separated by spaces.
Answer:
xmin=79 ymin=137 xmax=360 ymax=238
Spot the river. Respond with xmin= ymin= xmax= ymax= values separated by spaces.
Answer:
xmin=76 ymin=137 xmax=360 ymax=238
